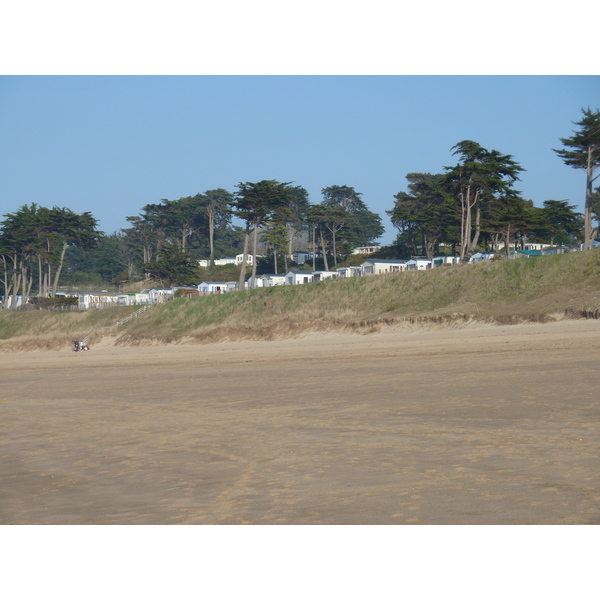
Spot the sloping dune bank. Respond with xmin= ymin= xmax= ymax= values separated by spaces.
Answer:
xmin=1 ymin=319 xmax=599 ymax=524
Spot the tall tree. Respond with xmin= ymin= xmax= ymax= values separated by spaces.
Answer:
xmin=485 ymin=191 xmax=534 ymax=257
xmin=64 ymin=232 xmax=131 ymax=286
xmin=321 ymin=185 xmax=364 ymax=211
xmin=48 ymin=208 xmax=102 ymax=296
xmin=388 ymin=173 xmax=458 ymax=259
xmin=284 ymin=186 xmax=310 ymax=258
xmin=309 ymin=204 xmax=353 ymax=267
xmin=144 ymin=242 xmax=201 ymax=287
xmin=533 ymin=200 xmax=583 ymax=246
xmin=231 ymin=180 xmax=293 ymax=289
xmin=553 ymin=107 xmax=600 ymax=251
xmin=321 ymin=184 xmax=384 ymax=247
xmin=202 ymin=188 xmax=234 ymax=266
xmin=261 ymin=222 xmax=289 ymax=274
xmin=0 ymin=204 xmax=101 ymax=305
xmin=444 ymin=141 xmax=524 ymax=262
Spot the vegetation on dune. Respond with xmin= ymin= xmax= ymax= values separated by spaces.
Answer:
xmin=2 ymin=249 xmax=600 ymax=351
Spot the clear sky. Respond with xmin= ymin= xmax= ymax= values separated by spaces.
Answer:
xmin=1 ymin=75 xmax=598 ymax=245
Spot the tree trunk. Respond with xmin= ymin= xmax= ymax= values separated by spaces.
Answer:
xmin=320 ymin=230 xmax=329 ymax=272
xmin=504 ymin=224 xmax=511 ymax=258
xmin=1 ymin=255 xmax=14 ymax=309
xmin=251 ymin=223 xmax=258 ymax=289
xmin=584 ymin=146 xmax=594 ymax=251
xmin=459 ymin=189 xmax=469 ymax=262
xmin=208 ymin=209 xmax=215 ymax=266
xmin=46 ymin=260 xmax=52 ymax=296
xmin=331 ymin=231 xmax=337 ymax=267
xmin=10 ymin=264 xmax=21 ymax=310
xmin=287 ymin=226 xmax=294 ymax=260
xmin=423 ymin=232 xmax=435 ymax=259
xmin=22 ymin=267 xmax=33 ymax=309
xmin=469 ymin=206 xmax=482 ymax=256
xmin=51 ymin=242 xmax=68 ymax=297
xmin=237 ymin=222 xmax=251 ymax=290
xmin=38 ymin=255 xmax=43 ymax=297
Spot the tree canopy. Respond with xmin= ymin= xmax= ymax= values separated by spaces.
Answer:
xmin=443 ymin=140 xmax=524 ymax=261
xmin=553 ymin=107 xmax=600 ymax=250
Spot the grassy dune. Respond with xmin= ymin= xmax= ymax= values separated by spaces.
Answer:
xmin=2 ymin=249 xmax=600 ymax=350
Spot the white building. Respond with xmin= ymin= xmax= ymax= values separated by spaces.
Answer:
xmin=336 ymin=266 xmax=363 ymax=278
xmin=406 ymin=257 xmax=432 ymax=270
xmin=198 ymin=281 xmax=237 ymax=294
xmin=77 ymin=291 xmax=121 ymax=310
xmin=198 ymin=254 xmax=254 ymax=268
xmin=352 ymin=245 xmax=380 ymax=255
xmin=431 ymin=256 xmax=460 ymax=268
xmin=118 ymin=292 xmax=151 ymax=306
xmin=360 ymin=259 xmax=409 ymax=275
xmin=312 ymin=271 xmax=338 ymax=282
xmin=524 ymin=243 xmax=553 ymax=251
xmin=468 ymin=252 xmax=498 ymax=263
xmin=145 ymin=287 xmax=176 ymax=304
xmin=260 ymin=274 xmax=287 ymax=287
xmin=245 ymin=276 xmax=265 ymax=289
xmin=285 ymin=270 xmax=314 ymax=285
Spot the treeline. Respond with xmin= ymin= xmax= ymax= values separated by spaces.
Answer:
xmin=390 ymin=108 xmax=600 ymax=260
xmin=0 ymin=182 xmax=385 ymax=302
xmin=2 ymin=108 xmax=599 ymax=304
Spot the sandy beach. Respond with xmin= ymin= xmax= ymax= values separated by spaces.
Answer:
xmin=1 ymin=319 xmax=599 ymax=524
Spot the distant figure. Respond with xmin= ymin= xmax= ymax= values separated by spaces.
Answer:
xmin=72 ymin=340 xmax=90 ymax=352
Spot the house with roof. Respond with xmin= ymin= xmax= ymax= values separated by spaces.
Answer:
xmin=406 ymin=257 xmax=432 ymax=270
xmin=285 ymin=270 xmax=314 ymax=285
xmin=198 ymin=254 xmax=255 ymax=268
xmin=523 ymin=243 xmax=552 ymax=251
xmin=312 ymin=271 xmax=338 ymax=282
xmin=352 ymin=245 xmax=380 ymax=255
xmin=360 ymin=258 xmax=409 ymax=275
xmin=77 ymin=290 xmax=121 ymax=310
xmin=292 ymin=251 xmax=312 ymax=264
xmin=468 ymin=252 xmax=498 ymax=263
xmin=145 ymin=287 xmax=176 ymax=304
xmin=260 ymin=274 xmax=287 ymax=287
xmin=198 ymin=281 xmax=236 ymax=294
xmin=431 ymin=256 xmax=460 ymax=268
xmin=245 ymin=276 xmax=265 ymax=289
xmin=118 ymin=291 xmax=151 ymax=306
xmin=336 ymin=266 xmax=363 ymax=278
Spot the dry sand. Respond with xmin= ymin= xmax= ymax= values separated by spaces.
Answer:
xmin=1 ymin=319 xmax=599 ymax=524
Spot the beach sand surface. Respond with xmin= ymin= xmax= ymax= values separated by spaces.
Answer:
xmin=1 ymin=319 xmax=599 ymax=524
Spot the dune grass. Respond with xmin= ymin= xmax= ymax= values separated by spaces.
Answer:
xmin=2 ymin=249 xmax=600 ymax=350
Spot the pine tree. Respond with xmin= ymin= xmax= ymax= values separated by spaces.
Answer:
xmin=553 ymin=108 xmax=600 ymax=250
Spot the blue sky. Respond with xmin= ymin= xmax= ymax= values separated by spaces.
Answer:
xmin=1 ymin=75 xmax=598 ymax=245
